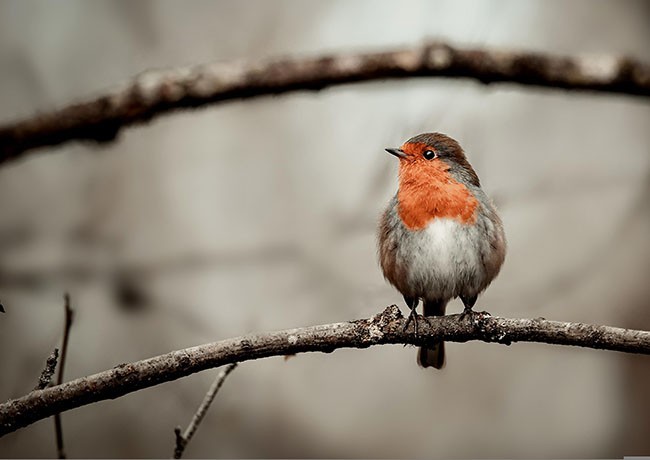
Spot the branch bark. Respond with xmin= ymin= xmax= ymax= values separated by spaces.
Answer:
xmin=1 ymin=306 xmax=650 ymax=437
xmin=1 ymin=41 xmax=648 ymax=164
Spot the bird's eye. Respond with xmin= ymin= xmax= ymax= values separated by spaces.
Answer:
xmin=423 ymin=150 xmax=436 ymax=160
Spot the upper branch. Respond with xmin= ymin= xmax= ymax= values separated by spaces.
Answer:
xmin=1 ymin=305 xmax=650 ymax=437
xmin=1 ymin=41 xmax=649 ymax=164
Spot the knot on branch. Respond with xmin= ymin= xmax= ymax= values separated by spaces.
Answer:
xmin=423 ymin=41 xmax=454 ymax=69
xmin=35 ymin=348 xmax=59 ymax=391
xmin=374 ymin=304 xmax=403 ymax=324
xmin=364 ymin=305 xmax=403 ymax=341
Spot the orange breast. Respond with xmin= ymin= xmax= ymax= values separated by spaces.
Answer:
xmin=397 ymin=161 xmax=478 ymax=230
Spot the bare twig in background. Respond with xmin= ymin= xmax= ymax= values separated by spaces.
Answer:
xmin=34 ymin=348 xmax=59 ymax=391
xmin=1 ymin=305 xmax=650 ymax=437
xmin=173 ymin=363 xmax=238 ymax=459
xmin=0 ymin=41 xmax=648 ymax=164
xmin=54 ymin=293 xmax=74 ymax=459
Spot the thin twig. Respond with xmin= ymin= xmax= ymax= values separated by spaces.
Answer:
xmin=1 ymin=305 xmax=650 ymax=437
xmin=54 ymin=293 xmax=74 ymax=459
xmin=34 ymin=348 xmax=59 ymax=391
xmin=173 ymin=363 xmax=238 ymax=459
xmin=0 ymin=41 xmax=648 ymax=164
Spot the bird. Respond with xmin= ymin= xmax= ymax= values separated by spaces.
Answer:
xmin=378 ymin=132 xmax=506 ymax=369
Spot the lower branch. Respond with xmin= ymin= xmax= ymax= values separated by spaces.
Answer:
xmin=1 ymin=305 xmax=649 ymax=437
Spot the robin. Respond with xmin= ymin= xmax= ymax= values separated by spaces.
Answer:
xmin=378 ymin=133 xmax=506 ymax=369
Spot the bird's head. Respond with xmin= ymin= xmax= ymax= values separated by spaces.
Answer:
xmin=386 ymin=132 xmax=480 ymax=187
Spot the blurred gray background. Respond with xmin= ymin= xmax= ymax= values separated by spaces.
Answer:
xmin=1 ymin=0 xmax=649 ymax=457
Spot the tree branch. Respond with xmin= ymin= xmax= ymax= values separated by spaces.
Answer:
xmin=1 ymin=305 xmax=649 ymax=437
xmin=1 ymin=41 xmax=648 ymax=164
xmin=53 ymin=293 xmax=74 ymax=459
xmin=173 ymin=363 xmax=238 ymax=459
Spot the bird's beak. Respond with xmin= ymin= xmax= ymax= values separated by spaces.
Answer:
xmin=385 ymin=148 xmax=407 ymax=159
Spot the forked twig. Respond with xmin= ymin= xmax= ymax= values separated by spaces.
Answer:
xmin=173 ymin=363 xmax=238 ymax=459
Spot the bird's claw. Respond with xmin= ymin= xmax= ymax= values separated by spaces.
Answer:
xmin=459 ymin=307 xmax=475 ymax=322
xmin=459 ymin=308 xmax=491 ymax=323
xmin=402 ymin=308 xmax=419 ymax=338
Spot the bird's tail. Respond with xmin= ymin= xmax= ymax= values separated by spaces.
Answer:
xmin=418 ymin=300 xmax=447 ymax=369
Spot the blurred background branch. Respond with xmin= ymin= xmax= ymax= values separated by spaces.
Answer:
xmin=53 ymin=293 xmax=74 ymax=459
xmin=0 ymin=40 xmax=648 ymax=165
xmin=2 ymin=305 xmax=650 ymax=438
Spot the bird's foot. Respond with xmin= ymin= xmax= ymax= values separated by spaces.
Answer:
xmin=459 ymin=306 xmax=476 ymax=322
xmin=459 ymin=308 xmax=491 ymax=323
xmin=402 ymin=308 xmax=419 ymax=338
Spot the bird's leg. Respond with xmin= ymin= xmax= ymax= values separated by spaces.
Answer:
xmin=459 ymin=294 xmax=478 ymax=321
xmin=402 ymin=296 xmax=420 ymax=337
xmin=459 ymin=306 xmax=474 ymax=321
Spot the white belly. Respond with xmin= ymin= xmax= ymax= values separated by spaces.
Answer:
xmin=405 ymin=217 xmax=484 ymax=300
